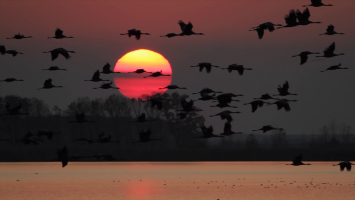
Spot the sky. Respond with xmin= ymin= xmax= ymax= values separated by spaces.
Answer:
xmin=1 ymin=0 xmax=355 ymax=136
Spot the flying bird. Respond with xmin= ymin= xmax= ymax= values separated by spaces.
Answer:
xmin=37 ymin=131 xmax=61 ymax=140
xmin=268 ymin=99 xmax=298 ymax=112
xmin=0 ymin=78 xmax=24 ymax=82
xmin=253 ymin=125 xmax=283 ymax=133
xmin=244 ymin=100 xmax=266 ymax=113
xmin=85 ymin=70 xmax=110 ymax=82
xmin=278 ymin=9 xmax=299 ymax=29
xmin=214 ymin=93 xmax=242 ymax=104
xmin=303 ymin=0 xmax=333 ymax=7
xmin=68 ymin=112 xmax=95 ymax=123
xmin=7 ymin=33 xmax=32 ymax=39
xmin=143 ymin=71 xmax=170 ymax=78
xmin=316 ymin=42 xmax=344 ymax=58
xmin=296 ymin=8 xmax=321 ymax=25
xmin=144 ymin=96 xmax=170 ymax=110
xmin=48 ymin=28 xmax=73 ymax=39
xmin=320 ymin=24 xmax=344 ymax=35
xmin=43 ymin=48 xmax=75 ymax=60
xmin=250 ymin=22 xmax=282 ymax=39
xmin=43 ymin=66 xmax=67 ymax=71
xmin=274 ymin=81 xmax=297 ymax=96
xmin=128 ymin=69 xmax=151 ymax=74
xmin=333 ymin=161 xmax=354 ymax=171
xmin=195 ymin=93 xmax=216 ymax=101
xmin=180 ymin=98 xmax=201 ymax=112
xmin=196 ymin=125 xmax=223 ymax=139
xmin=120 ymin=29 xmax=150 ymax=40
xmin=286 ymin=154 xmax=311 ymax=166
xmin=292 ymin=51 xmax=319 ymax=65
xmin=253 ymin=93 xmax=278 ymax=100
xmin=160 ymin=33 xmax=182 ymax=38
xmin=93 ymin=81 xmax=119 ymax=89
xmin=222 ymin=64 xmax=252 ymax=75
xmin=5 ymin=50 xmax=23 ymax=57
xmin=192 ymin=88 xmax=222 ymax=96
xmin=0 ymin=45 xmax=5 ymax=55
xmin=220 ymin=122 xmax=242 ymax=136
xmin=190 ymin=62 xmax=219 ymax=73
xmin=209 ymin=110 xmax=240 ymax=122
xmin=320 ymin=63 xmax=348 ymax=72
xmin=178 ymin=20 xmax=204 ymax=36
xmin=159 ymin=85 xmax=187 ymax=90
xmin=38 ymin=79 xmax=62 ymax=90
xmin=100 ymin=63 xmax=120 ymax=74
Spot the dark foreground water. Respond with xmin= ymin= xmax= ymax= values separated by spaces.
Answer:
xmin=0 ymin=162 xmax=354 ymax=200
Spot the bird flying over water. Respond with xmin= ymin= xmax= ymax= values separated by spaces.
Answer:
xmin=333 ymin=161 xmax=354 ymax=171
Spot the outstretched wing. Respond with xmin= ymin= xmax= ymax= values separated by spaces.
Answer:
xmin=92 ymin=70 xmax=100 ymax=80
xmin=44 ymin=79 xmax=52 ymax=87
xmin=178 ymin=20 xmax=186 ymax=31
xmin=300 ymin=54 xmax=308 ymax=65
xmin=326 ymin=24 xmax=334 ymax=32
xmin=103 ymin=63 xmax=110 ymax=71
xmin=324 ymin=42 xmax=335 ymax=55
xmin=55 ymin=28 xmax=63 ymax=37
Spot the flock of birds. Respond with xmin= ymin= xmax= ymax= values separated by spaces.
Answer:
xmin=0 ymin=0 xmax=353 ymax=169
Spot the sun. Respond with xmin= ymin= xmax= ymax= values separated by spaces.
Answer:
xmin=113 ymin=49 xmax=172 ymax=99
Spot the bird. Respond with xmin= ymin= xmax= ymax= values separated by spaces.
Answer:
xmin=130 ymin=113 xmax=155 ymax=123
xmin=274 ymin=81 xmax=297 ymax=96
xmin=320 ymin=63 xmax=348 ymax=72
xmin=190 ymin=62 xmax=219 ymax=73
xmin=286 ymin=154 xmax=311 ymax=166
xmin=144 ymin=96 xmax=170 ymax=110
xmin=100 ymin=63 xmax=120 ymax=74
xmin=292 ymin=51 xmax=319 ymax=65
xmin=222 ymin=64 xmax=253 ymax=75
xmin=253 ymin=93 xmax=278 ymax=100
xmin=120 ymin=29 xmax=150 ymax=40
xmin=160 ymin=33 xmax=182 ymax=38
xmin=220 ymin=122 xmax=242 ymax=136
xmin=320 ymin=25 xmax=344 ymax=35
xmin=16 ymin=132 xmax=42 ymax=145
xmin=268 ymin=99 xmax=298 ymax=112
xmin=0 ymin=103 xmax=29 ymax=116
xmin=211 ymin=102 xmax=238 ymax=109
xmin=278 ymin=9 xmax=299 ymax=29
xmin=37 ymin=131 xmax=61 ymax=140
xmin=159 ymin=85 xmax=187 ymax=90
xmin=128 ymin=69 xmax=151 ymax=74
xmin=6 ymin=33 xmax=32 ymax=39
xmin=192 ymin=88 xmax=222 ymax=96
xmin=333 ymin=161 xmax=354 ymax=171
xmin=42 ymin=66 xmax=67 ymax=71
xmin=0 ymin=45 xmax=5 ymax=55
xmin=133 ymin=129 xmax=161 ymax=143
xmin=250 ymin=22 xmax=283 ymax=39
xmin=93 ymin=81 xmax=119 ymax=89
xmin=57 ymin=146 xmax=68 ymax=168
xmin=195 ymin=93 xmax=216 ymax=101
xmin=249 ymin=27 xmax=265 ymax=39
xmin=48 ymin=28 xmax=73 ymax=39
xmin=144 ymin=71 xmax=170 ymax=78
xmin=43 ymin=48 xmax=75 ymax=60
xmin=180 ymin=98 xmax=201 ymax=112
xmin=214 ymin=93 xmax=242 ymax=104
xmin=0 ymin=78 xmax=24 ymax=82
xmin=178 ymin=20 xmax=204 ymax=36
xmin=209 ymin=110 xmax=240 ymax=122
xmin=85 ymin=70 xmax=110 ymax=82
xmin=316 ymin=42 xmax=344 ymax=58
xmin=38 ymin=79 xmax=62 ymax=90
xmin=296 ymin=8 xmax=321 ymax=25
xmin=5 ymin=50 xmax=23 ymax=57
xmin=303 ymin=0 xmax=333 ymax=7
xmin=68 ymin=112 xmax=95 ymax=123
xmin=253 ymin=125 xmax=283 ymax=133
xmin=196 ymin=125 xmax=223 ymax=139
xmin=244 ymin=100 xmax=266 ymax=113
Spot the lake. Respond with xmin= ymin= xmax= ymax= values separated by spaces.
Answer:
xmin=0 ymin=162 xmax=354 ymax=200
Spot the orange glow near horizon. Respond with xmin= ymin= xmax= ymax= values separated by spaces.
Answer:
xmin=114 ymin=49 xmax=172 ymax=99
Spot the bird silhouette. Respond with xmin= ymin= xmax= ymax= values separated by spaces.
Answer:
xmin=222 ymin=64 xmax=252 ymax=75
xmin=253 ymin=93 xmax=278 ymax=100
xmin=209 ymin=110 xmax=240 ymax=122
xmin=249 ymin=27 xmax=265 ymax=39
xmin=143 ymin=71 xmax=170 ymax=78
xmin=159 ymin=85 xmax=187 ymax=90
xmin=320 ymin=24 xmax=344 ymax=35
xmin=333 ymin=161 xmax=354 ymax=171
xmin=48 ymin=28 xmax=73 ymax=39
xmin=214 ymin=93 xmax=242 ymax=104
xmin=178 ymin=20 xmax=204 ymax=36
xmin=303 ymin=0 xmax=333 ymax=7
xmin=274 ymin=81 xmax=297 ymax=96
xmin=57 ymin=146 xmax=68 ymax=167
xmin=196 ymin=125 xmax=223 ymax=139
xmin=320 ymin=63 xmax=348 ymax=72
xmin=211 ymin=102 xmax=238 ymax=109
xmin=278 ymin=9 xmax=299 ymax=29
xmin=6 ymin=33 xmax=32 ymax=39
xmin=0 ymin=45 xmax=5 ymax=55
xmin=268 ymin=99 xmax=298 ymax=112
xmin=190 ymin=62 xmax=219 ymax=73
xmin=120 ymin=29 xmax=150 ymax=40
xmin=0 ymin=78 xmax=24 ymax=82
xmin=93 ymin=81 xmax=119 ymax=89
xmin=5 ymin=50 xmax=23 ymax=57
xmin=128 ymin=69 xmax=151 ymax=74
xmin=38 ymin=79 xmax=62 ymax=90
xmin=316 ymin=42 xmax=344 ymax=58
xmin=43 ymin=66 xmax=67 ymax=71
xmin=68 ymin=112 xmax=95 ymax=123
xmin=195 ymin=93 xmax=216 ymax=101
xmin=16 ymin=131 xmax=42 ymax=145
xmin=133 ymin=129 xmax=161 ymax=143
xmin=220 ymin=122 xmax=242 ymax=136
xmin=143 ymin=96 xmax=170 ymax=110
xmin=160 ymin=33 xmax=182 ymax=38
xmin=292 ymin=51 xmax=319 ymax=65
xmin=100 ymin=63 xmax=120 ymax=74
xmin=192 ymin=88 xmax=222 ymax=96
xmin=244 ymin=100 xmax=266 ymax=113
xmin=180 ymin=98 xmax=201 ymax=112
xmin=253 ymin=125 xmax=283 ymax=133
xmin=37 ymin=130 xmax=61 ymax=140
xmin=130 ymin=113 xmax=155 ymax=123
xmin=296 ymin=8 xmax=321 ymax=25
xmin=0 ymin=103 xmax=29 ymax=116
xmin=43 ymin=48 xmax=75 ymax=60
xmin=250 ymin=22 xmax=282 ymax=39
xmin=286 ymin=154 xmax=311 ymax=166
xmin=85 ymin=70 xmax=110 ymax=82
